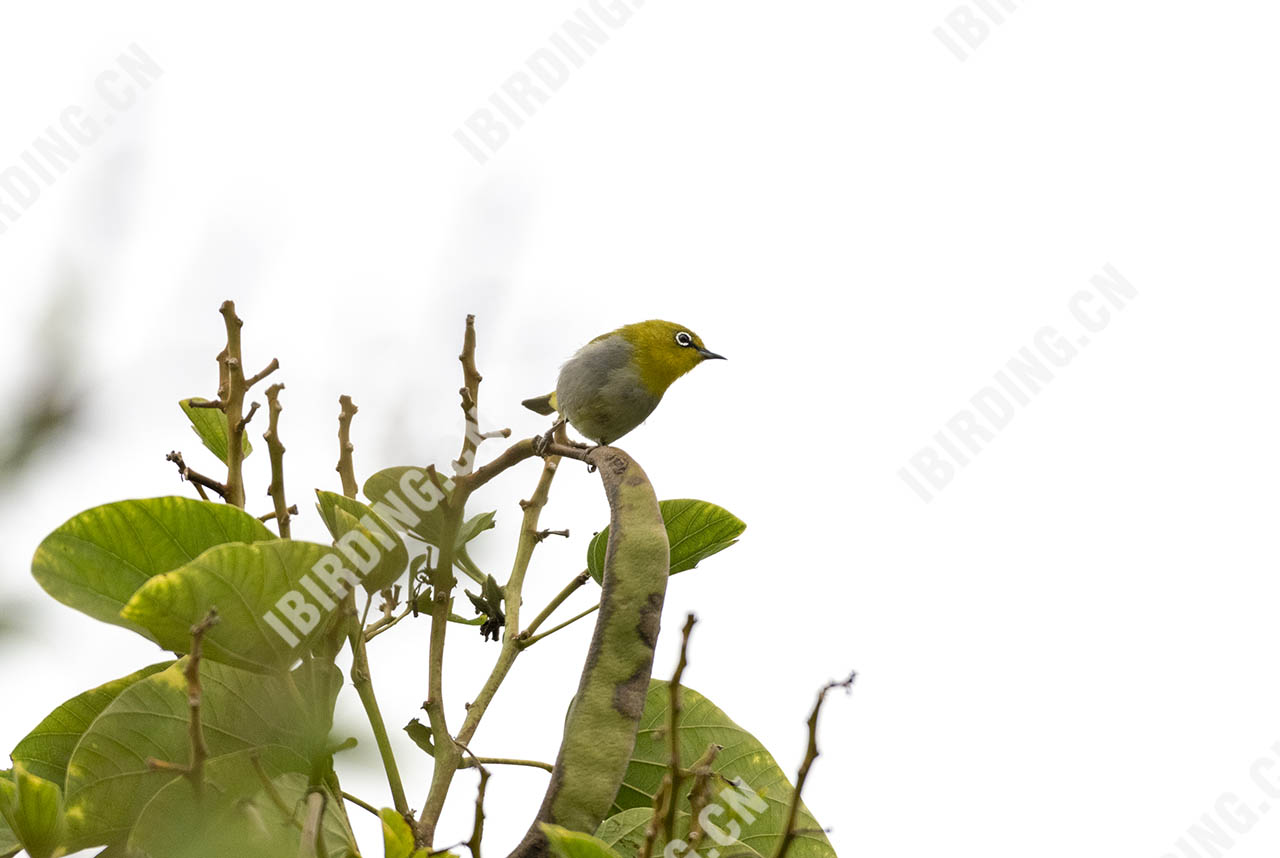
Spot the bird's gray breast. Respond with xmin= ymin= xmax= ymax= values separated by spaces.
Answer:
xmin=555 ymin=337 xmax=658 ymax=442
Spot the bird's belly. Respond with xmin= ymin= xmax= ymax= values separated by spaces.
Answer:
xmin=556 ymin=363 xmax=659 ymax=445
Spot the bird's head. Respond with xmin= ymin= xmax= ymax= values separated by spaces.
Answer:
xmin=616 ymin=319 xmax=725 ymax=394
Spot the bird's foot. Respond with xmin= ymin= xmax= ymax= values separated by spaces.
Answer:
xmin=533 ymin=419 xmax=568 ymax=457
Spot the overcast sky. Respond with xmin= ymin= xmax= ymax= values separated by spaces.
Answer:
xmin=3 ymin=3 xmax=1280 ymax=857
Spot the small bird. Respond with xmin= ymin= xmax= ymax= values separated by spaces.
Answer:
xmin=522 ymin=320 xmax=725 ymax=445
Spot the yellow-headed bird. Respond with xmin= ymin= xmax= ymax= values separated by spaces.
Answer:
xmin=522 ymin=320 xmax=725 ymax=445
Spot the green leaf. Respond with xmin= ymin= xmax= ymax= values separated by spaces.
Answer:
xmin=0 ymin=771 xmax=15 ymax=858
xmin=128 ymin=752 xmax=356 ymax=858
xmin=362 ymin=466 xmax=455 ymax=547
xmin=63 ymin=658 xmax=337 ymax=852
xmin=31 ymin=497 xmax=274 ymax=637
xmin=588 ymin=500 xmax=745 ymax=584
xmin=403 ymin=719 xmax=434 ymax=757
xmin=541 ymin=824 xmax=625 ymax=858
xmin=179 ymin=397 xmax=251 ymax=464
xmin=611 ymin=682 xmax=835 ymax=858
xmin=381 ymin=807 xmax=416 ymax=858
xmin=594 ymin=807 xmax=759 ymax=858
xmin=457 ymin=511 xmax=496 ymax=547
xmin=0 ymin=763 xmax=66 ymax=858
xmin=122 ymin=539 xmax=348 ymax=673
xmin=315 ymin=490 xmax=409 ymax=593
xmin=0 ymin=774 xmax=17 ymax=858
xmin=11 ymin=662 xmax=173 ymax=786
xmin=593 ymin=808 xmax=653 ymax=855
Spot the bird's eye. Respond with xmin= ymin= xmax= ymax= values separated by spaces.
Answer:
xmin=675 ymin=331 xmax=693 ymax=347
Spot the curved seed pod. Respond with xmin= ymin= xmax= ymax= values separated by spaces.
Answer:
xmin=510 ymin=447 xmax=671 ymax=858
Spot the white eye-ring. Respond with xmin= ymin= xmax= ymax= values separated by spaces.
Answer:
xmin=675 ymin=331 xmax=693 ymax=347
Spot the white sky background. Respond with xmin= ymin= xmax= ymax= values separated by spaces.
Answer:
xmin=2 ymin=2 xmax=1280 ymax=856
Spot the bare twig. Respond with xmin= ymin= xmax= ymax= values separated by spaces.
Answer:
xmin=453 ymin=314 xmax=511 ymax=476
xmin=258 ymin=504 xmax=299 ymax=522
xmin=342 ymin=791 xmax=381 ymax=818
xmin=469 ymin=767 xmax=490 ymax=858
xmin=246 ymin=357 xmax=280 ymax=389
xmin=459 ymin=756 xmax=553 ymax=773
xmin=298 ymin=790 xmax=325 ymax=858
xmin=336 ymin=395 xmax=358 ymax=498
xmin=348 ymin=610 xmax=410 ymax=816
xmin=451 ymin=741 xmax=492 ymax=858
xmin=771 ymin=671 xmax=857 ymax=858
xmin=263 ymin=383 xmax=291 ymax=537
xmin=184 ymin=609 xmax=219 ymax=797
xmin=518 ymin=603 xmax=598 ymax=647
xmin=365 ymin=604 xmax=412 ymax=641
xmin=534 ymin=528 xmax=570 ymax=542
xmin=520 ymin=571 xmax=591 ymax=641
xmin=166 ymin=450 xmax=226 ymax=500
xmin=217 ymin=301 xmax=248 ymax=508
xmin=146 ymin=609 xmax=219 ymax=798
xmin=642 ymin=614 xmax=697 ymax=858
xmin=236 ymin=400 xmax=260 ymax=433
xmin=685 ymin=743 xmax=724 ymax=848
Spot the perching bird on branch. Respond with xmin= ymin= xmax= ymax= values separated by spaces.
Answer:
xmin=522 ymin=320 xmax=725 ymax=445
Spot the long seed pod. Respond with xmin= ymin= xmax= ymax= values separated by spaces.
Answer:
xmin=509 ymin=447 xmax=670 ymax=857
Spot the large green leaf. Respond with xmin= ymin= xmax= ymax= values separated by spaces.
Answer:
xmin=595 ymin=807 xmax=759 ymax=858
xmin=316 ymin=490 xmax=409 ymax=593
xmin=179 ymin=397 xmax=251 ymax=464
xmin=362 ymin=467 xmax=495 ymax=583
xmin=127 ymin=752 xmax=356 ymax=858
xmin=63 ymin=658 xmax=339 ymax=852
xmin=593 ymin=809 xmax=654 ymax=854
xmin=588 ymin=500 xmax=745 ymax=584
xmin=31 ymin=497 xmax=274 ymax=636
xmin=0 ymin=763 xmax=65 ymax=858
xmin=0 ymin=820 xmax=15 ymax=856
xmin=362 ymin=466 xmax=454 ymax=546
xmin=542 ymin=823 xmax=625 ymax=858
xmin=0 ymin=772 xmax=16 ymax=858
xmin=122 ymin=539 xmax=348 ymax=673
xmin=11 ymin=662 xmax=173 ymax=787
xmin=612 ymin=682 xmax=835 ymax=858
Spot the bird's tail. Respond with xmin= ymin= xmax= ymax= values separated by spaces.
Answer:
xmin=521 ymin=392 xmax=558 ymax=415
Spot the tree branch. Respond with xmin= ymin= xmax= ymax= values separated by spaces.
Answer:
xmin=517 ymin=603 xmax=598 ymax=647
xmin=166 ymin=450 xmax=226 ymax=500
xmin=451 ymin=742 xmax=491 ymax=858
xmin=685 ymin=743 xmax=724 ymax=849
xmin=298 ymin=791 xmax=326 ymax=858
xmin=246 ymin=357 xmax=280 ymax=389
xmin=217 ymin=300 xmax=249 ymax=508
xmin=336 ymin=394 xmax=359 ymax=498
xmin=263 ymin=383 xmax=291 ymax=537
xmin=771 ymin=671 xmax=857 ymax=858
xmin=258 ymin=504 xmax=298 ymax=523
xmin=419 ymin=318 xmax=558 ymax=848
xmin=642 ymin=614 xmax=697 ymax=858
xmin=459 ymin=756 xmax=553 ymax=773
xmin=453 ymin=314 xmax=511 ymax=477
xmin=146 ymin=609 xmax=219 ymax=798
xmin=349 ymin=597 xmax=409 ymax=816
xmin=520 ymin=571 xmax=590 ymax=641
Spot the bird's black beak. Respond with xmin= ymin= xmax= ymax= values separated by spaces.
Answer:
xmin=697 ymin=347 xmax=726 ymax=360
